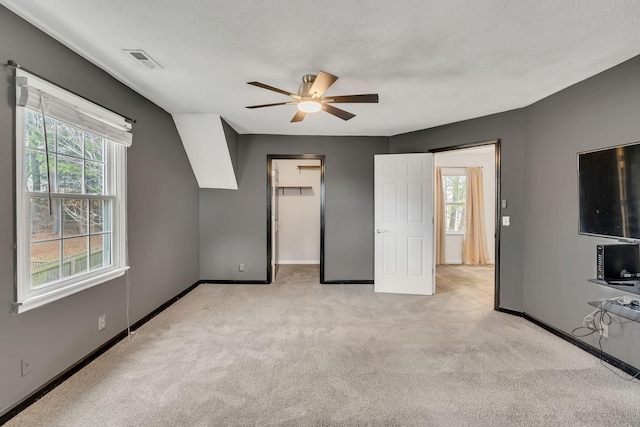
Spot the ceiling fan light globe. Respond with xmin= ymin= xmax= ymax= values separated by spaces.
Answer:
xmin=298 ymin=100 xmax=322 ymax=113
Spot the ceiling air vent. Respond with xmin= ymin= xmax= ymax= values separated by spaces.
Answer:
xmin=123 ymin=49 xmax=163 ymax=69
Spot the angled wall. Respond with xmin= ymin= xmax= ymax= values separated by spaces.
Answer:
xmin=0 ymin=6 xmax=199 ymax=417
xmin=173 ymin=114 xmax=238 ymax=189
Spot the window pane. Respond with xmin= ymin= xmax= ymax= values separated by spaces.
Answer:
xmin=25 ymin=149 xmax=55 ymax=193
xmin=446 ymin=205 xmax=456 ymax=231
xmin=89 ymin=199 xmax=111 ymax=233
xmin=62 ymin=199 xmax=88 ymax=237
xmin=62 ymin=237 xmax=88 ymax=278
xmin=25 ymin=110 xmax=44 ymax=150
xmin=30 ymin=198 xmax=61 ymax=242
xmin=31 ymin=240 xmax=61 ymax=287
xmin=445 ymin=203 xmax=466 ymax=232
xmin=85 ymin=134 xmax=103 ymax=162
xmin=90 ymin=234 xmax=111 ymax=270
xmin=444 ymin=204 xmax=453 ymax=218
xmin=85 ymin=161 xmax=104 ymax=195
xmin=443 ymin=177 xmax=454 ymax=193
xmin=443 ymin=175 xmax=467 ymax=232
xmin=25 ymin=110 xmax=55 ymax=152
xmin=57 ymin=122 xmax=83 ymax=157
xmin=57 ymin=155 xmax=83 ymax=193
xmin=451 ymin=189 xmax=465 ymax=203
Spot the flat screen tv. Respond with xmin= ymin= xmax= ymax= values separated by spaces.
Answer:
xmin=579 ymin=142 xmax=640 ymax=240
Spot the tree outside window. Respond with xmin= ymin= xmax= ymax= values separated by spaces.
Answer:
xmin=443 ymin=175 xmax=466 ymax=232
xmin=25 ymin=110 xmax=111 ymax=287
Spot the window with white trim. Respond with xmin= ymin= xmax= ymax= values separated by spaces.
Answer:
xmin=442 ymin=173 xmax=466 ymax=233
xmin=15 ymin=69 xmax=132 ymax=313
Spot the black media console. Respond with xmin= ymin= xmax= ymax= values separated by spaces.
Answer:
xmin=589 ymin=279 xmax=640 ymax=295
xmin=589 ymin=278 xmax=640 ymax=296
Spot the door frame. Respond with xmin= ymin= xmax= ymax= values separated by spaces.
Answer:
xmin=430 ymin=139 xmax=501 ymax=310
xmin=266 ymin=154 xmax=325 ymax=283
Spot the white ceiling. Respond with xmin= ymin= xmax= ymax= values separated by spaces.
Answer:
xmin=3 ymin=1 xmax=640 ymax=137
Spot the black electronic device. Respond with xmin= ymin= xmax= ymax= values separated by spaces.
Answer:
xmin=579 ymin=142 xmax=640 ymax=239
xmin=596 ymin=244 xmax=640 ymax=281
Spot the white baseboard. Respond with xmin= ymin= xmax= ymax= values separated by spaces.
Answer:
xmin=278 ymin=260 xmax=320 ymax=265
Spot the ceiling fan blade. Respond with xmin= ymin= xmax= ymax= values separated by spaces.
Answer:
xmin=246 ymin=102 xmax=293 ymax=109
xmin=323 ymin=94 xmax=379 ymax=104
xmin=247 ymin=81 xmax=299 ymax=99
xmin=291 ymin=110 xmax=306 ymax=122
xmin=308 ymin=71 xmax=338 ymax=98
xmin=322 ymin=104 xmax=355 ymax=121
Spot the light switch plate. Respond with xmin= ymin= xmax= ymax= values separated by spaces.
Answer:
xmin=502 ymin=216 xmax=510 ymax=226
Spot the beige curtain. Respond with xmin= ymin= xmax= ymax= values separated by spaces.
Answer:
xmin=435 ymin=168 xmax=446 ymax=264
xmin=463 ymin=167 xmax=490 ymax=264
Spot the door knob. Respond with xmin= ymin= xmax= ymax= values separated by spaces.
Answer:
xmin=376 ymin=229 xmax=387 ymax=234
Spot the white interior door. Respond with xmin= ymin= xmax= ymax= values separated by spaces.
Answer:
xmin=374 ymin=153 xmax=434 ymax=295
xmin=271 ymin=163 xmax=280 ymax=280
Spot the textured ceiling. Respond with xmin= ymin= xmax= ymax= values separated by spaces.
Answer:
xmin=2 ymin=1 xmax=640 ymax=136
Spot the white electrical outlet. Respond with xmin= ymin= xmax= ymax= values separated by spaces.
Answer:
xmin=584 ymin=315 xmax=594 ymax=329
xmin=239 ymin=264 xmax=245 ymax=272
xmin=21 ymin=355 xmax=33 ymax=376
xmin=98 ymin=315 xmax=106 ymax=331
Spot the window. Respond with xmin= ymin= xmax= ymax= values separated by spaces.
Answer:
xmin=15 ymin=69 xmax=132 ymax=313
xmin=443 ymin=174 xmax=466 ymax=233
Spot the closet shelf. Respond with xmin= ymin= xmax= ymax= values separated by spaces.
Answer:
xmin=276 ymin=186 xmax=312 ymax=195
xmin=297 ymin=165 xmax=321 ymax=173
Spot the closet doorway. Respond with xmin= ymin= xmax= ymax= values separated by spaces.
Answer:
xmin=267 ymin=155 xmax=325 ymax=283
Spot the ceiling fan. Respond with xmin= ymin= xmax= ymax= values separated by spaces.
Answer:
xmin=246 ymin=71 xmax=378 ymax=122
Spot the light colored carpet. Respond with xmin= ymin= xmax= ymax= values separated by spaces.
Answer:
xmin=7 ymin=264 xmax=640 ymax=426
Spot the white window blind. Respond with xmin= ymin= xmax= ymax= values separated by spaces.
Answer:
xmin=16 ymin=70 xmax=132 ymax=146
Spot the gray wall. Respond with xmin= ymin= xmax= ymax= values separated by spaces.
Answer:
xmin=3 ymin=3 xmax=639 ymax=416
xmin=200 ymin=134 xmax=389 ymax=281
xmin=0 ymin=7 xmax=199 ymax=416
xmin=391 ymin=55 xmax=640 ymax=369
xmin=390 ymin=110 xmax=527 ymax=311
xmin=522 ymin=56 xmax=640 ymax=367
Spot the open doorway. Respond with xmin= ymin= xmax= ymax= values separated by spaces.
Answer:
xmin=432 ymin=141 xmax=499 ymax=308
xmin=267 ymin=155 xmax=325 ymax=283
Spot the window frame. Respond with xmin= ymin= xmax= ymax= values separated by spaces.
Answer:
xmin=14 ymin=70 xmax=129 ymax=314
xmin=442 ymin=169 xmax=467 ymax=234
